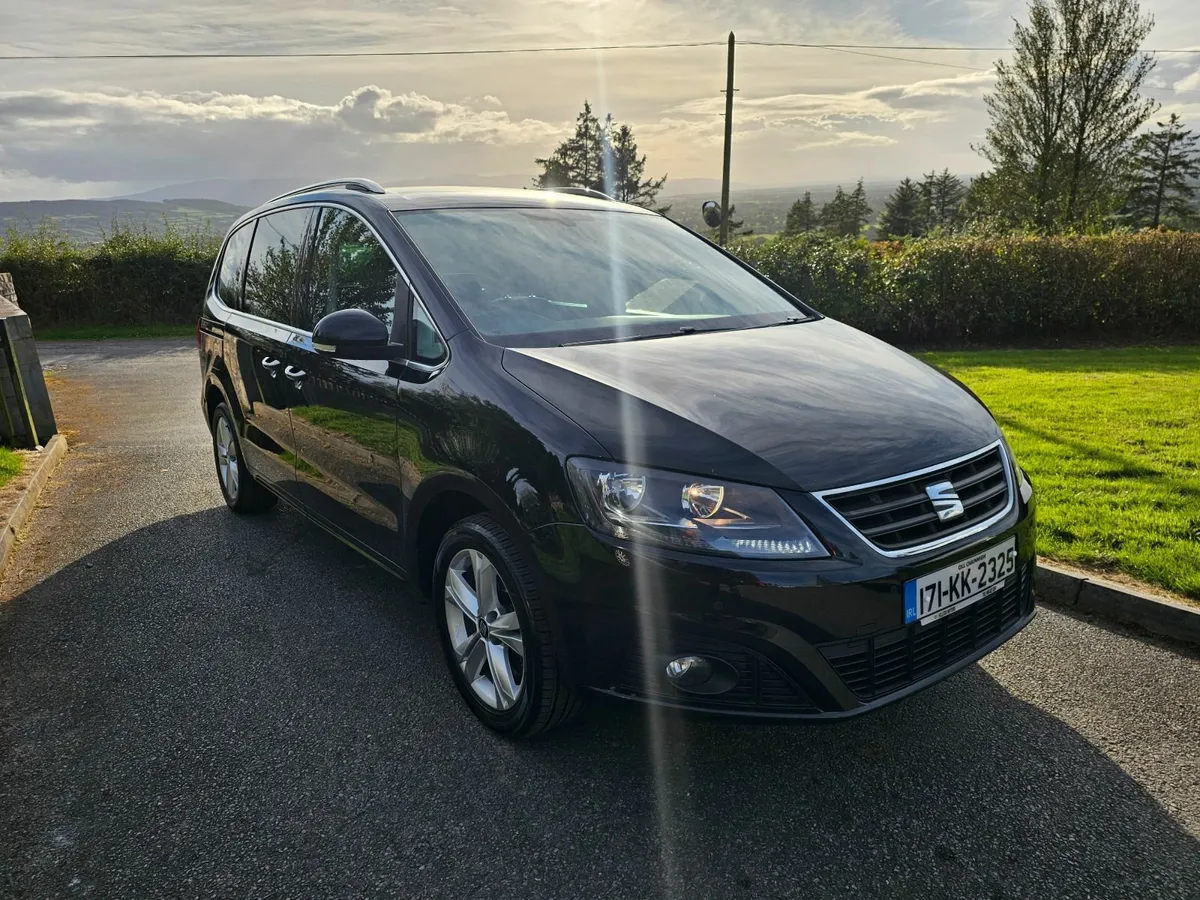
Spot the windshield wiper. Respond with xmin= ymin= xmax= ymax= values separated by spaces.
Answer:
xmin=753 ymin=316 xmax=806 ymax=329
xmin=561 ymin=325 xmax=736 ymax=347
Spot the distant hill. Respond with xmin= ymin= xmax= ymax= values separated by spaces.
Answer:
xmin=0 ymin=198 xmax=249 ymax=243
xmin=663 ymin=182 xmax=899 ymax=237
xmin=4 ymin=179 xmax=912 ymax=245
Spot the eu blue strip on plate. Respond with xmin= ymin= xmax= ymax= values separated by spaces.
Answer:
xmin=903 ymin=579 xmax=918 ymax=624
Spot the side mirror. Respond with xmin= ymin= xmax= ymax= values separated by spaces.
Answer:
xmin=312 ymin=309 xmax=404 ymax=361
xmin=701 ymin=200 xmax=723 ymax=229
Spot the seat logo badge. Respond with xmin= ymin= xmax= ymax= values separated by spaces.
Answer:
xmin=926 ymin=481 xmax=965 ymax=521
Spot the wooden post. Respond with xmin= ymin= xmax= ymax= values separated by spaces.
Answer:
xmin=719 ymin=31 xmax=735 ymax=246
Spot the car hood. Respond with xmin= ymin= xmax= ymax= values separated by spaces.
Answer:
xmin=502 ymin=318 xmax=1001 ymax=492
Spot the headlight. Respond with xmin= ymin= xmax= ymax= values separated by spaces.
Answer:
xmin=566 ymin=458 xmax=829 ymax=559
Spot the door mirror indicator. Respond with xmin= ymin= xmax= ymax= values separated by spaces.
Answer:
xmin=312 ymin=309 xmax=405 ymax=361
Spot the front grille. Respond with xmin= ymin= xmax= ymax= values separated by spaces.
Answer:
xmin=613 ymin=635 xmax=817 ymax=712
xmin=819 ymin=444 xmax=1012 ymax=552
xmin=819 ymin=562 xmax=1033 ymax=701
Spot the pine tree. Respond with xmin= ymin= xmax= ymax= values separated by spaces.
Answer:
xmin=879 ymin=178 xmax=925 ymax=238
xmin=920 ymin=169 xmax=968 ymax=231
xmin=1124 ymin=114 xmax=1200 ymax=228
xmin=848 ymin=178 xmax=872 ymax=235
xmin=820 ymin=180 xmax=872 ymax=237
xmin=819 ymin=187 xmax=848 ymax=236
xmin=607 ymin=121 xmax=669 ymax=211
xmin=534 ymin=100 xmax=604 ymax=191
xmin=784 ymin=192 xmax=819 ymax=234
xmin=534 ymin=102 xmax=668 ymax=210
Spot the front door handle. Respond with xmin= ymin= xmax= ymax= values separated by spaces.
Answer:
xmin=261 ymin=357 xmax=281 ymax=377
xmin=284 ymin=365 xmax=307 ymax=382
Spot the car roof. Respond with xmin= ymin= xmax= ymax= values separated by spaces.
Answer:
xmin=381 ymin=185 xmax=651 ymax=213
xmin=236 ymin=183 xmax=658 ymax=232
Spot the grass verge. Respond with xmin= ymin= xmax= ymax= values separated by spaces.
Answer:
xmin=922 ymin=347 xmax=1200 ymax=600
xmin=0 ymin=446 xmax=23 ymax=490
xmin=34 ymin=323 xmax=195 ymax=341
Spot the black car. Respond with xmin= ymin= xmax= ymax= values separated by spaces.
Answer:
xmin=198 ymin=178 xmax=1037 ymax=737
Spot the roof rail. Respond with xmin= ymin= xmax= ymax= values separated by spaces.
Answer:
xmin=267 ymin=178 xmax=386 ymax=204
xmin=544 ymin=186 xmax=613 ymax=201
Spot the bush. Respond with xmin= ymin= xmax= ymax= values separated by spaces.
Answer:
xmin=0 ymin=220 xmax=220 ymax=328
xmin=732 ymin=231 xmax=1200 ymax=347
xmin=3 ymin=222 xmax=1198 ymax=348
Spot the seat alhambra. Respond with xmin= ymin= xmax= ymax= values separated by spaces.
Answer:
xmin=198 ymin=179 xmax=1036 ymax=737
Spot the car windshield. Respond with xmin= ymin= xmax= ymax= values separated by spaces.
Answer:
xmin=393 ymin=206 xmax=812 ymax=347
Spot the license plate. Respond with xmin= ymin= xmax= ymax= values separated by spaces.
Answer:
xmin=904 ymin=537 xmax=1017 ymax=625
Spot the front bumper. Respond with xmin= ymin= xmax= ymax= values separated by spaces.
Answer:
xmin=526 ymin=484 xmax=1037 ymax=721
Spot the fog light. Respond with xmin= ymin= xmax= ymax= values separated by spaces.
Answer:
xmin=665 ymin=655 xmax=713 ymax=689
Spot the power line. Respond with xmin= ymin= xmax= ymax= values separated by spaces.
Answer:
xmin=1 ymin=40 xmax=1199 ymax=62
xmin=817 ymin=46 xmax=988 ymax=72
xmin=0 ymin=41 xmax=725 ymax=61
xmin=742 ymin=41 xmax=1200 ymax=54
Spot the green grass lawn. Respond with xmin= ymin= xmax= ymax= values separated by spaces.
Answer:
xmin=35 ymin=323 xmax=195 ymax=340
xmin=0 ymin=446 xmax=23 ymax=489
xmin=922 ymin=347 xmax=1200 ymax=600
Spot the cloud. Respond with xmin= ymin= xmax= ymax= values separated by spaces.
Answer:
xmin=1175 ymin=68 xmax=1200 ymax=93
xmin=663 ymin=70 xmax=994 ymax=138
xmin=793 ymin=131 xmax=898 ymax=151
xmin=0 ymin=86 xmax=561 ymax=184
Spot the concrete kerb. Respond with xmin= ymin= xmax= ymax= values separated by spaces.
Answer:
xmin=1036 ymin=559 xmax=1200 ymax=647
xmin=0 ymin=433 xmax=68 ymax=580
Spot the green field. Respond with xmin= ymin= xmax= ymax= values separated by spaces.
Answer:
xmin=922 ymin=347 xmax=1200 ymax=600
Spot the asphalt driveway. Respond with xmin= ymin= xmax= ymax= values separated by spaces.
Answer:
xmin=1 ymin=339 xmax=1198 ymax=899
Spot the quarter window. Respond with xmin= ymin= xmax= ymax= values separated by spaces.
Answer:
xmin=243 ymin=209 xmax=313 ymax=324
xmin=298 ymin=208 xmax=398 ymax=333
xmin=412 ymin=300 xmax=448 ymax=365
xmin=216 ymin=222 xmax=254 ymax=308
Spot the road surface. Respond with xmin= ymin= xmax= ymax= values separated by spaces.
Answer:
xmin=1 ymin=339 xmax=1198 ymax=899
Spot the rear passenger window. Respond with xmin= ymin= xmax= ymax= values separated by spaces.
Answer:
xmin=216 ymin=223 xmax=254 ymax=307
xmin=298 ymin=208 xmax=398 ymax=332
xmin=243 ymin=209 xmax=313 ymax=324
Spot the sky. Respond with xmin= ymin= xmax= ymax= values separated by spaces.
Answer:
xmin=0 ymin=0 xmax=1198 ymax=201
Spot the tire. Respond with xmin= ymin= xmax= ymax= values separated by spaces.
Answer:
xmin=210 ymin=401 xmax=277 ymax=514
xmin=433 ymin=514 xmax=582 ymax=738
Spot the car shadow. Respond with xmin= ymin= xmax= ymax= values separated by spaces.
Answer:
xmin=1 ymin=505 xmax=1197 ymax=899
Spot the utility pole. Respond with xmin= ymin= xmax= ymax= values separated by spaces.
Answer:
xmin=719 ymin=31 xmax=735 ymax=246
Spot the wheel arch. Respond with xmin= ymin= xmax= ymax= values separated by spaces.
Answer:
xmin=407 ymin=472 xmax=528 ymax=600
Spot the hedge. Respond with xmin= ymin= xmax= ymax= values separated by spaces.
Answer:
xmin=2 ymin=222 xmax=1198 ymax=347
xmin=0 ymin=222 xmax=219 ymax=328
xmin=732 ymin=231 xmax=1200 ymax=347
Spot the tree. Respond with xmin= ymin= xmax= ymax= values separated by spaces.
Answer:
xmin=784 ymin=192 xmax=819 ymax=234
xmin=1123 ymin=113 xmax=1200 ymax=228
xmin=820 ymin=179 xmax=872 ymax=237
xmin=879 ymin=178 xmax=925 ymax=238
xmin=920 ymin=169 xmax=968 ymax=231
xmin=608 ymin=122 xmax=669 ymax=212
xmin=975 ymin=0 xmax=1157 ymax=231
xmin=534 ymin=101 xmax=604 ymax=192
xmin=534 ymin=102 xmax=668 ymax=210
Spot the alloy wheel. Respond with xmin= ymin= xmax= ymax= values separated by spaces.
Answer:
xmin=215 ymin=414 xmax=240 ymax=501
xmin=443 ymin=548 xmax=526 ymax=711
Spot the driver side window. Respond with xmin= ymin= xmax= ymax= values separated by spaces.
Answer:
xmin=296 ymin=208 xmax=398 ymax=333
